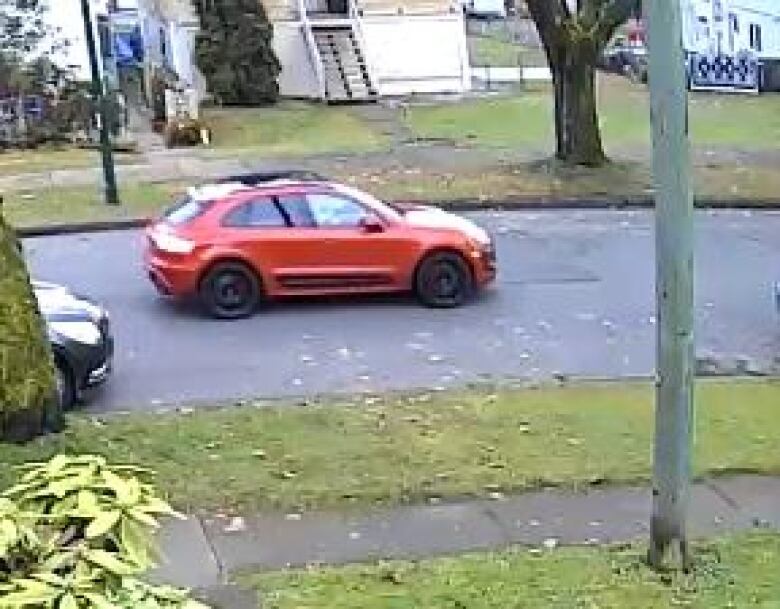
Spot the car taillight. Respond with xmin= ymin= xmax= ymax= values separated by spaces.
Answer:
xmin=149 ymin=229 xmax=196 ymax=254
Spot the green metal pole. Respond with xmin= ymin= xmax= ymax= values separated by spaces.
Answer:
xmin=646 ymin=0 xmax=695 ymax=570
xmin=80 ymin=0 xmax=119 ymax=206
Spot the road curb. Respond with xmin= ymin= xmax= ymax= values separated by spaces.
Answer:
xmin=17 ymin=218 xmax=148 ymax=238
xmin=15 ymin=196 xmax=780 ymax=238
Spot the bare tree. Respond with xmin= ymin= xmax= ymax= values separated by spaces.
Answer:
xmin=526 ymin=0 xmax=639 ymax=166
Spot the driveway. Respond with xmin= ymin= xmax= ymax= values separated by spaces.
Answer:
xmin=25 ymin=209 xmax=780 ymax=412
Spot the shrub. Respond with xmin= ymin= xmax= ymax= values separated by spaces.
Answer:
xmin=0 ymin=454 xmax=209 ymax=609
xmin=193 ymin=0 xmax=281 ymax=105
xmin=0 ymin=212 xmax=60 ymax=442
xmin=163 ymin=119 xmax=210 ymax=148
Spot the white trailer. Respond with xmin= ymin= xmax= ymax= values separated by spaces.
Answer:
xmin=681 ymin=0 xmax=780 ymax=91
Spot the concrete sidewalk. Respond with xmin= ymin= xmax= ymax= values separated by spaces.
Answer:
xmin=151 ymin=475 xmax=780 ymax=607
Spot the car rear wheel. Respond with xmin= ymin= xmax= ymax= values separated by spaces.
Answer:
xmin=415 ymin=252 xmax=473 ymax=308
xmin=54 ymin=360 xmax=76 ymax=411
xmin=199 ymin=261 xmax=261 ymax=319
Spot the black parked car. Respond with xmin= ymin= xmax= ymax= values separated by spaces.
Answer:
xmin=599 ymin=40 xmax=648 ymax=83
xmin=33 ymin=281 xmax=114 ymax=409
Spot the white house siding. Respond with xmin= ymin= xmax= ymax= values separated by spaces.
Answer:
xmin=274 ymin=23 xmax=321 ymax=98
xmin=359 ymin=14 xmax=470 ymax=96
xmin=681 ymin=0 xmax=780 ymax=59
xmin=42 ymin=0 xmax=111 ymax=83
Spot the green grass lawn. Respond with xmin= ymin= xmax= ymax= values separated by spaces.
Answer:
xmin=406 ymin=75 xmax=780 ymax=153
xmin=0 ymin=103 xmax=386 ymax=177
xmin=203 ymin=102 xmax=388 ymax=157
xmin=341 ymin=160 xmax=780 ymax=203
xmin=243 ymin=533 xmax=780 ymax=609
xmin=2 ymin=182 xmax=182 ymax=229
xmin=0 ymin=147 xmax=138 ymax=177
xmin=0 ymin=381 xmax=778 ymax=514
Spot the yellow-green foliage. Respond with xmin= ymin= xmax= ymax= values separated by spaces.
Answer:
xmin=0 ymin=212 xmax=55 ymax=418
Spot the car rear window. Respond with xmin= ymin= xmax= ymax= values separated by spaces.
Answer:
xmin=163 ymin=196 xmax=213 ymax=225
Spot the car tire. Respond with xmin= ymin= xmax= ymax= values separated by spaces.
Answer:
xmin=415 ymin=252 xmax=474 ymax=308
xmin=54 ymin=360 xmax=76 ymax=411
xmin=199 ymin=261 xmax=261 ymax=320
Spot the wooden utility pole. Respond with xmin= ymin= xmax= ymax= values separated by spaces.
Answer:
xmin=80 ymin=0 xmax=119 ymax=205
xmin=646 ymin=0 xmax=695 ymax=570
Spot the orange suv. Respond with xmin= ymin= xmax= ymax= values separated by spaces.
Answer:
xmin=144 ymin=173 xmax=496 ymax=319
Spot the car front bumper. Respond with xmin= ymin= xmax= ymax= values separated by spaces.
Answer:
xmin=79 ymin=321 xmax=114 ymax=390
xmin=471 ymin=241 xmax=497 ymax=286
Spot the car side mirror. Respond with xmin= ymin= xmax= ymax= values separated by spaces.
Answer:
xmin=359 ymin=215 xmax=385 ymax=234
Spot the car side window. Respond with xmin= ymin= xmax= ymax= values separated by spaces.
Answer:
xmin=222 ymin=197 xmax=286 ymax=228
xmin=276 ymin=194 xmax=315 ymax=227
xmin=306 ymin=193 xmax=368 ymax=228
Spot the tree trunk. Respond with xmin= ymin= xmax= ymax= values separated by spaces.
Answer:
xmin=550 ymin=51 xmax=608 ymax=166
xmin=0 ymin=210 xmax=61 ymax=442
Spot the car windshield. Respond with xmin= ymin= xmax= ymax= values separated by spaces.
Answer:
xmin=163 ymin=196 xmax=213 ymax=225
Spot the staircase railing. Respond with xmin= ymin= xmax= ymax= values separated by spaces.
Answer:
xmin=347 ymin=0 xmax=378 ymax=94
xmin=298 ymin=0 xmax=327 ymax=99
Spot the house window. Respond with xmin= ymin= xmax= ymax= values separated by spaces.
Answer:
xmin=713 ymin=0 xmax=723 ymax=21
xmin=160 ymin=27 xmax=168 ymax=61
xmin=750 ymin=24 xmax=763 ymax=52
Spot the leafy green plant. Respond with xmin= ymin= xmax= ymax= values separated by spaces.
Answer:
xmin=0 ymin=455 xmax=209 ymax=609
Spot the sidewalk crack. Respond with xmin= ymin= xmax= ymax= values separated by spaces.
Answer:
xmin=703 ymin=479 xmax=740 ymax=511
xmin=195 ymin=515 xmax=227 ymax=585
xmin=481 ymin=504 xmax=513 ymax=545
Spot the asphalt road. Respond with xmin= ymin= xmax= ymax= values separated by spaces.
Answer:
xmin=25 ymin=209 xmax=780 ymax=412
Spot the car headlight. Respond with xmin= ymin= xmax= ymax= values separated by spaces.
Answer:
xmin=50 ymin=321 xmax=102 ymax=346
xmin=152 ymin=231 xmax=195 ymax=254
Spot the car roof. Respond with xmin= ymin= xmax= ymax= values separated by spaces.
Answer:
xmin=187 ymin=170 xmax=334 ymax=203
xmin=216 ymin=170 xmax=326 ymax=185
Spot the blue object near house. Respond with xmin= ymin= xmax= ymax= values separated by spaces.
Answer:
xmin=115 ymin=27 xmax=144 ymax=67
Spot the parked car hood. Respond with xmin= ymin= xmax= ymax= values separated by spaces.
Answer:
xmin=33 ymin=281 xmax=103 ymax=322
xmin=397 ymin=205 xmax=491 ymax=245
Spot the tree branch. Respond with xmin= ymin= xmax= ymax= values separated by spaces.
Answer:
xmin=591 ymin=0 xmax=640 ymax=46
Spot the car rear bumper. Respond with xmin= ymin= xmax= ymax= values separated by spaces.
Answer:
xmin=145 ymin=250 xmax=201 ymax=298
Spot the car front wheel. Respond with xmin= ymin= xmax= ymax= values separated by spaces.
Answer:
xmin=415 ymin=252 xmax=473 ymax=308
xmin=199 ymin=261 xmax=261 ymax=319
